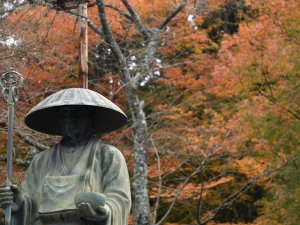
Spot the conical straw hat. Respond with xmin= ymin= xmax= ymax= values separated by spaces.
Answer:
xmin=25 ymin=88 xmax=127 ymax=135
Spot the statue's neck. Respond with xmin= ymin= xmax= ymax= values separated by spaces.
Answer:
xmin=59 ymin=136 xmax=93 ymax=174
xmin=61 ymin=136 xmax=92 ymax=153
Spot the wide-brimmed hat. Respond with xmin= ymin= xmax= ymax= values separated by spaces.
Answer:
xmin=24 ymin=88 xmax=127 ymax=136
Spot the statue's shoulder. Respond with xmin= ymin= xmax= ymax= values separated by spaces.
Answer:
xmin=93 ymin=139 xmax=117 ymax=150
xmin=92 ymin=140 xmax=123 ymax=157
xmin=31 ymin=144 xmax=57 ymax=162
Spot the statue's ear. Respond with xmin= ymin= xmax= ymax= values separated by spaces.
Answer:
xmin=92 ymin=116 xmax=99 ymax=130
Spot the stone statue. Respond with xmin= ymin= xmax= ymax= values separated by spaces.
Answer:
xmin=0 ymin=88 xmax=131 ymax=225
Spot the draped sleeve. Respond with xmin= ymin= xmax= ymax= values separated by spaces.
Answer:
xmin=10 ymin=140 xmax=131 ymax=225
xmin=87 ymin=142 xmax=132 ymax=225
xmin=12 ymin=147 xmax=53 ymax=225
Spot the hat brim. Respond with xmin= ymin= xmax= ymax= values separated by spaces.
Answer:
xmin=25 ymin=105 xmax=127 ymax=136
xmin=24 ymin=88 xmax=127 ymax=136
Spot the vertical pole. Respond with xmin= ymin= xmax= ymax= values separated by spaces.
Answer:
xmin=5 ymin=72 xmax=15 ymax=225
xmin=1 ymin=69 xmax=23 ymax=225
xmin=5 ymin=102 xmax=13 ymax=225
xmin=78 ymin=2 xmax=88 ymax=89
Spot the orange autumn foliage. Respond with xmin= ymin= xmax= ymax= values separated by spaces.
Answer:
xmin=1 ymin=0 xmax=300 ymax=224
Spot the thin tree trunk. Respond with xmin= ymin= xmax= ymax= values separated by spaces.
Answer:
xmin=93 ymin=1 xmax=187 ymax=224
xmin=96 ymin=1 xmax=152 ymax=224
xmin=131 ymin=97 xmax=152 ymax=225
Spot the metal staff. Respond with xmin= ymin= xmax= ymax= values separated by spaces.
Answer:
xmin=0 ymin=68 xmax=23 ymax=225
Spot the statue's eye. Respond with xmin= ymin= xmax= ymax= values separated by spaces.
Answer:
xmin=60 ymin=108 xmax=70 ymax=118
xmin=75 ymin=109 xmax=86 ymax=117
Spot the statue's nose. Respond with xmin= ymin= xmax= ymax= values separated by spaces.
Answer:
xmin=65 ymin=115 xmax=76 ymax=122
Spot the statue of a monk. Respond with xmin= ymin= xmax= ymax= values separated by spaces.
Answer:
xmin=0 ymin=88 xmax=131 ymax=225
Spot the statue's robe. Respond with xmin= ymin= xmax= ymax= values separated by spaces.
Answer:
xmin=12 ymin=137 xmax=131 ymax=225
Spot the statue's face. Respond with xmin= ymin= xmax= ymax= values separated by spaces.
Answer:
xmin=59 ymin=106 xmax=96 ymax=141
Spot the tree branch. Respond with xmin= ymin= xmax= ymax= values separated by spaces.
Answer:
xmin=120 ymin=0 xmax=150 ymax=40
xmin=155 ymin=161 xmax=203 ymax=225
xmin=199 ymin=154 xmax=300 ymax=224
xmin=157 ymin=0 xmax=187 ymax=30
xmin=27 ymin=0 xmax=52 ymax=8
xmin=0 ymin=155 xmax=30 ymax=167
xmin=104 ymin=4 xmax=132 ymax=20
xmin=255 ymin=88 xmax=300 ymax=121
xmin=15 ymin=130 xmax=49 ymax=151
xmin=0 ymin=120 xmax=49 ymax=151
xmin=96 ymin=0 xmax=132 ymax=85
xmin=150 ymin=135 xmax=162 ymax=224
xmin=87 ymin=20 xmax=103 ymax=36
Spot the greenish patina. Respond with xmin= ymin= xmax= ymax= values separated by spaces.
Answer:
xmin=0 ymin=88 xmax=131 ymax=225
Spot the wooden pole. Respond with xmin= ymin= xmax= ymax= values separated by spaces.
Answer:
xmin=78 ymin=3 xmax=88 ymax=89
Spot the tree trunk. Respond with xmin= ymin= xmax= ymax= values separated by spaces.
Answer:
xmin=95 ymin=1 xmax=152 ymax=224
xmin=131 ymin=95 xmax=152 ymax=225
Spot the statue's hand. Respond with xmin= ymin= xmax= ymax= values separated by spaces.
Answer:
xmin=0 ymin=185 xmax=24 ymax=212
xmin=77 ymin=202 xmax=109 ymax=221
xmin=75 ymin=192 xmax=108 ymax=221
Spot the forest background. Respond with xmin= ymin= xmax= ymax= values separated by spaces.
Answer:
xmin=0 ymin=0 xmax=299 ymax=224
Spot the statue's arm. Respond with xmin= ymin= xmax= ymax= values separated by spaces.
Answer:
xmin=78 ymin=145 xmax=131 ymax=225
xmin=102 ymin=147 xmax=132 ymax=225
xmin=12 ymin=151 xmax=48 ymax=225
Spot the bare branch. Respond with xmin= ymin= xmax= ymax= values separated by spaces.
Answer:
xmin=120 ymin=0 xmax=150 ymax=40
xmin=96 ymin=0 xmax=132 ymax=85
xmin=157 ymin=0 xmax=187 ymax=30
xmin=196 ymin=178 xmax=205 ymax=225
xmin=27 ymin=0 xmax=52 ymax=8
xmin=150 ymin=135 xmax=162 ymax=224
xmin=15 ymin=130 xmax=49 ymax=151
xmin=104 ymin=4 xmax=132 ymax=20
xmin=155 ymin=162 xmax=203 ymax=225
xmin=199 ymin=154 xmax=300 ymax=224
xmin=0 ymin=120 xmax=49 ymax=151
xmin=0 ymin=155 xmax=30 ymax=166
xmin=87 ymin=20 xmax=103 ymax=36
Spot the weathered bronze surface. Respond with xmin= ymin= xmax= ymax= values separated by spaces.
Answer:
xmin=25 ymin=88 xmax=127 ymax=135
xmin=0 ymin=88 xmax=131 ymax=225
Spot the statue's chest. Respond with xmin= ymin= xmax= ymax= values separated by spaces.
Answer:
xmin=60 ymin=146 xmax=87 ymax=175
